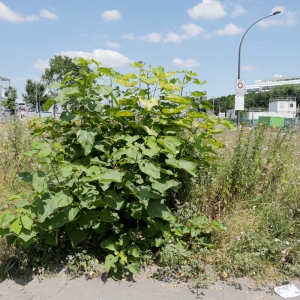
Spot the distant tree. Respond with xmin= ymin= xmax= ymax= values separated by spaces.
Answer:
xmin=22 ymin=80 xmax=49 ymax=111
xmin=3 ymin=86 xmax=18 ymax=115
xmin=41 ymin=55 xmax=82 ymax=86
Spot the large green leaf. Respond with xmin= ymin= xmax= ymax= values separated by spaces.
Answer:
xmin=164 ymin=94 xmax=191 ymax=104
xmin=84 ymin=100 xmax=103 ymax=112
xmin=135 ymin=124 xmax=160 ymax=137
xmin=20 ymin=215 xmax=33 ymax=230
xmin=10 ymin=218 xmax=22 ymax=235
xmin=18 ymin=172 xmax=33 ymax=183
xmin=59 ymin=164 xmax=73 ymax=178
xmin=53 ymin=190 xmax=73 ymax=207
xmin=77 ymin=211 xmax=100 ymax=226
xmin=157 ymin=136 xmax=182 ymax=156
xmin=125 ymin=182 xmax=151 ymax=205
xmin=105 ymin=254 xmax=118 ymax=272
xmin=77 ymin=129 xmax=97 ymax=156
xmin=60 ymin=112 xmax=80 ymax=122
xmin=97 ymin=85 xmax=114 ymax=95
xmin=115 ymin=78 xmax=138 ymax=87
xmin=165 ymin=158 xmax=197 ymax=176
xmin=161 ymin=105 xmax=189 ymax=115
xmin=98 ymin=169 xmax=126 ymax=183
xmin=127 ymin=263 xmax=140 ymax=275
xmin=112 ymin=146 xmax=141 ymax=163
xmin=103 ymin=190 xmax=125 ymax=210
xmin=146 ymin=200 xmax=174 ymax=221
xmin=32 ymin=170 xmax=46 ymax=194
xmin=18 ymin=228 xmax=36 ymax=242
xmin=38 ymin=207 xmax=79 ymax=230
xmin=80 ymin=190 xmax=104 ymax=209
xmin=0 ymin=211 xmax=15 ymax=227
xmin=139 ymin=97 xmax=158 ymax=111
xmin=138 ymin=161 xmax=160 ymax=179
xmin=158 ymin=81 xmax=181 ymax=91
xmin=43 ymin=99 xmax=56 ymax=112
xmin=115 ymin=110 xmax=134 ymax=117
xmin=100 ymin=236 xmax=119 ymax=251
xmin=152 ymin=178 xmax=181 ymax=194
xmin=99 ymin=208 xmax=120 ymax=223
xmin=68 ymin=228 xmax=88 ymax=247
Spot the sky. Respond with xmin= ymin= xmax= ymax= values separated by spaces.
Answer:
xmin=0 ymin=0 xmax=299 ymax=100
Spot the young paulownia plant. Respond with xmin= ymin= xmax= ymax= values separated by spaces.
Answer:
xmin=0 ymin=58 xmax=233 ymax=279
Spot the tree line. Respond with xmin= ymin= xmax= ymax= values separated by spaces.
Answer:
xmin=2 ymin=55 xmax=84 ymax=114
xmin=3 ymin=56 xmax=300 ymax=116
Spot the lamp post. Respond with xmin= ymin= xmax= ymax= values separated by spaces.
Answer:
xmin=236 ymin=10 xmax=281 ymax=124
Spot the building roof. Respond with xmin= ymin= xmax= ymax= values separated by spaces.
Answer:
xmin=0 ymin=76 xmax=10 ymax=82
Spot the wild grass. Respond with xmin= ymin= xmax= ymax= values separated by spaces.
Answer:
xmin=185 ymin=124 xmax=300 ymax=283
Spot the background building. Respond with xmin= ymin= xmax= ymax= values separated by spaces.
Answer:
xmin=0 ymin=76 xmax=11 ymax=121
xmin=246 ymin=75 xmax=300 ymax=93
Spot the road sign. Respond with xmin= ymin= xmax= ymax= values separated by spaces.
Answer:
xmin=235 ymin=95 xmax=244 ymax=110
xmin=236 ymin=79 xmax=245 ymax=95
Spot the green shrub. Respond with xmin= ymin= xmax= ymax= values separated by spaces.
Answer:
xmin=0 ymin=58 xmax=232 ymax=279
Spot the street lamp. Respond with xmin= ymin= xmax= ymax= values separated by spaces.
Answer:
xmin=236 ymin=10 xmax=281 ymax=124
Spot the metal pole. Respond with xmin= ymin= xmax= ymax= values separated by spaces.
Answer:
xmin=252 ymin=94 xmax=254 ymax=126
xmin=237 ymin=11 xmax=281 ymax=125
xmin=35 ymin=84 xmax=38 ymax=115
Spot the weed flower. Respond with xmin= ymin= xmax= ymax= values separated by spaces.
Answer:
xmin=274 ymin=238 xmax=280 ymax=242
xmin=281 ymin=257 xmax=286 ymax=262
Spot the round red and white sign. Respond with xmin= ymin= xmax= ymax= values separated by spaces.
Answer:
xmin=237 ymin=82 xmax=243 ymax=89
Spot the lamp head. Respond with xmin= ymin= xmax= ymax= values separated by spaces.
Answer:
xmin=272 ymin=11 xmax=281 ymax=16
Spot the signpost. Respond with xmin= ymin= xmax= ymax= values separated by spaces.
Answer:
xmin=235 ymin=79 xmax=245 ymax=115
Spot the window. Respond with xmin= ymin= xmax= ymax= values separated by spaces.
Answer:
xmin=290 ymin=103 xmax=294 ymax=108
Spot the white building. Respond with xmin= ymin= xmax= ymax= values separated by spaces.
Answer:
xmin=246 ymin=75 xmax=300 ymax=93
xmin=0 ymin=76 xmax=10 ymax=119
xmin=246 ymin=96 xmax=297 ymax=120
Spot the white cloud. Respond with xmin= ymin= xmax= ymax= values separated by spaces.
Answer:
xmin=141 ymin=32 xmax=162 ymax=43
xmin=101 ymin=10 xmax=121 ymax=22
xmin=259 ymin=6 xmax=297 ymax=28
xmin=104 ymin=41 xmax=120 ymax=49
xmin=163 ymin=32 xmax=182 ymax=44
xmin=33 ymin=59 xmax=49 ymax=71
xmin=242 ymin=65 xmax=258 ymax=72
xmin=58 ymin=49 xmax=131 ymax=67
xmin=203 ymin=33 xmax=213 ymax=39
xmin=214 ymin=23 xmax=243 ymax=35
xmin=121 ymin=33 xmax=135 ymax=40
xmin=188 ymin=0 xmax=227 ymax=20
xmin=0 ymin=2 xmax=40 ymax=22
xmin=40 ymin=9 xmax=58 ymax=20
xmin=172 ymin=58 xmax=200 ymax=68
xmin=231 ymin=4 xmax=246 ymax=18
xmin=181 ymin=23 xmax=205 ymax=39
xmin=11 ymin=77 xmax=27 ymax=83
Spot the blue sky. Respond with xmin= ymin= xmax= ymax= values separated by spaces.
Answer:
xmin=0 ymin=0 xmax=299 ymax=99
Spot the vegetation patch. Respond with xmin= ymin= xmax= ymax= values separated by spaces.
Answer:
xmin=0 ymin=59 xmax=231 ymax=281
